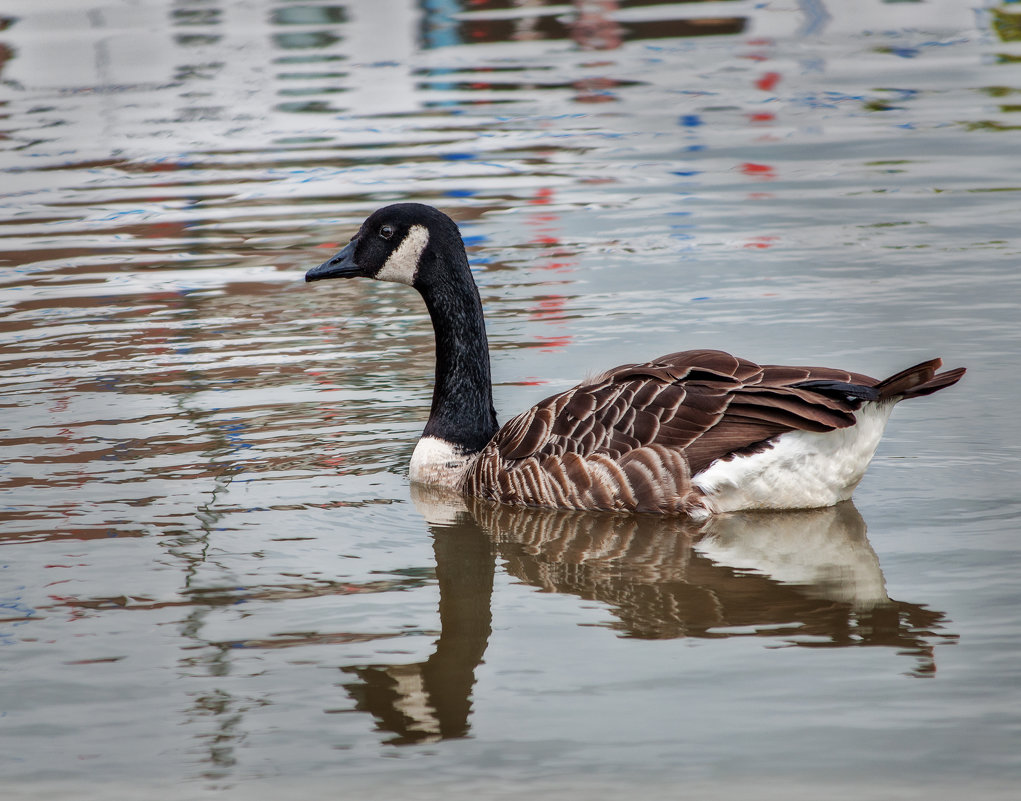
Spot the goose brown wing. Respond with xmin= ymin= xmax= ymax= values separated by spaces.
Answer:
xmin=484 ymin=349 xmax=880 ymax=476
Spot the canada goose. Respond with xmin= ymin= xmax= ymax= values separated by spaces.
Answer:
xmin=306 ymin=203 xmax=964 ymax=518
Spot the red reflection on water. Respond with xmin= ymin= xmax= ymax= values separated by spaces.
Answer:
xmin=530 ymin=187 xmax=554 ymax=205
xmin=744 ymin=236 xmax=779 ymax=249
xmin=523 ymin=188 xmax=573 ymax=354
xmin=536 ymin=335 xmax=572 ymax=353
xmin=531 ymin=296 xmax=567 ymax=321
xmin=741 ymin=162 xmax=776 ymax=179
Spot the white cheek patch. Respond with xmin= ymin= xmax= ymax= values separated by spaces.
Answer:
xmin=375 ymin=224 xmax=430 ymax=285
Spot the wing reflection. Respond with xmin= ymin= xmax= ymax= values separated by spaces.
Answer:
xmin=343 ymin=491 xmax=955 ymax=745
xmin=477 ymin=500 xmax=951 ymax=660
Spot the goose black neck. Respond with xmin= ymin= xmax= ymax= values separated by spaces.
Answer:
xmin=417 ymin=247 xmax=499 ymax=454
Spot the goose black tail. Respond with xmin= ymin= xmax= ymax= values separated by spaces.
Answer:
xmin=875 ymin=358 xmax=966 ymax=401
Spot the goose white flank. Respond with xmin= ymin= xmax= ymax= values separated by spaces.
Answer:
xmin=306 ymin=203 xmax=964 ymax=518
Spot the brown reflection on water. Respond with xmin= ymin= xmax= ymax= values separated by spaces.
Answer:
xmin=486 ymin=501 xmax=951 ymax=664
xmin=334 ymin=493 xmax=956 ymax=746
xmin=442 ymin=1 xmax=745 ymax=48
xmin=341 ymin=521 xmax=495 ymax=745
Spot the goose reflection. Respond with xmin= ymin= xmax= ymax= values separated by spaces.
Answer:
xmin=342 ymin=491 xmax=954 ymax=744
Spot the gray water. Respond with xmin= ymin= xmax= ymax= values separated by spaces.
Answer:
xmin=2 ymin=1 xmax=1020 ymax=799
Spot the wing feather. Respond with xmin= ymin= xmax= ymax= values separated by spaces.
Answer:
xmin=490 ymin=351 xmax=879 ymax=464
xmin=466 ymin=349 xmax=885 ymax=513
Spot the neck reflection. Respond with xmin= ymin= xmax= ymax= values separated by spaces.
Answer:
xmin=341 ymin=503 xmax=494 ymax=745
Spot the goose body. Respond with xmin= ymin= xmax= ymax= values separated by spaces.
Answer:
xmin=306 ymin=203 xmax=964 ymax=518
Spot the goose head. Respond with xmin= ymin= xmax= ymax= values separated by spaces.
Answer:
xmin=305 ymin=203 xmax=465 ymax=289
xmin=304 ymin=202 xmax=498 ymax=462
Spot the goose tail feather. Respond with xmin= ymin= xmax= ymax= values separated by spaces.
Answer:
xmin=875 ymin=358 xmax=966 ymax=401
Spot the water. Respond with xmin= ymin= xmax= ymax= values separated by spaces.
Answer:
xmin=2 ymin=1 xmax=1020 ymax=798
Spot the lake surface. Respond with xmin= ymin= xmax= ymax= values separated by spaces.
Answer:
xmin=2 ymin=1 xmax=1020 ymax=799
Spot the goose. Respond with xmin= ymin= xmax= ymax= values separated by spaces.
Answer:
xmin=305 ymin=203 xmax=964 ymax=519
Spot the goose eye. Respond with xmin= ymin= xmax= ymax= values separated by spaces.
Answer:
xmin=380 ymin=224 xmax=395 ymax=240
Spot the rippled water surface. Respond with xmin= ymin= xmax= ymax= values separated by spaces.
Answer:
xmin=2 ymin=1 xmax=1020 ymax=799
